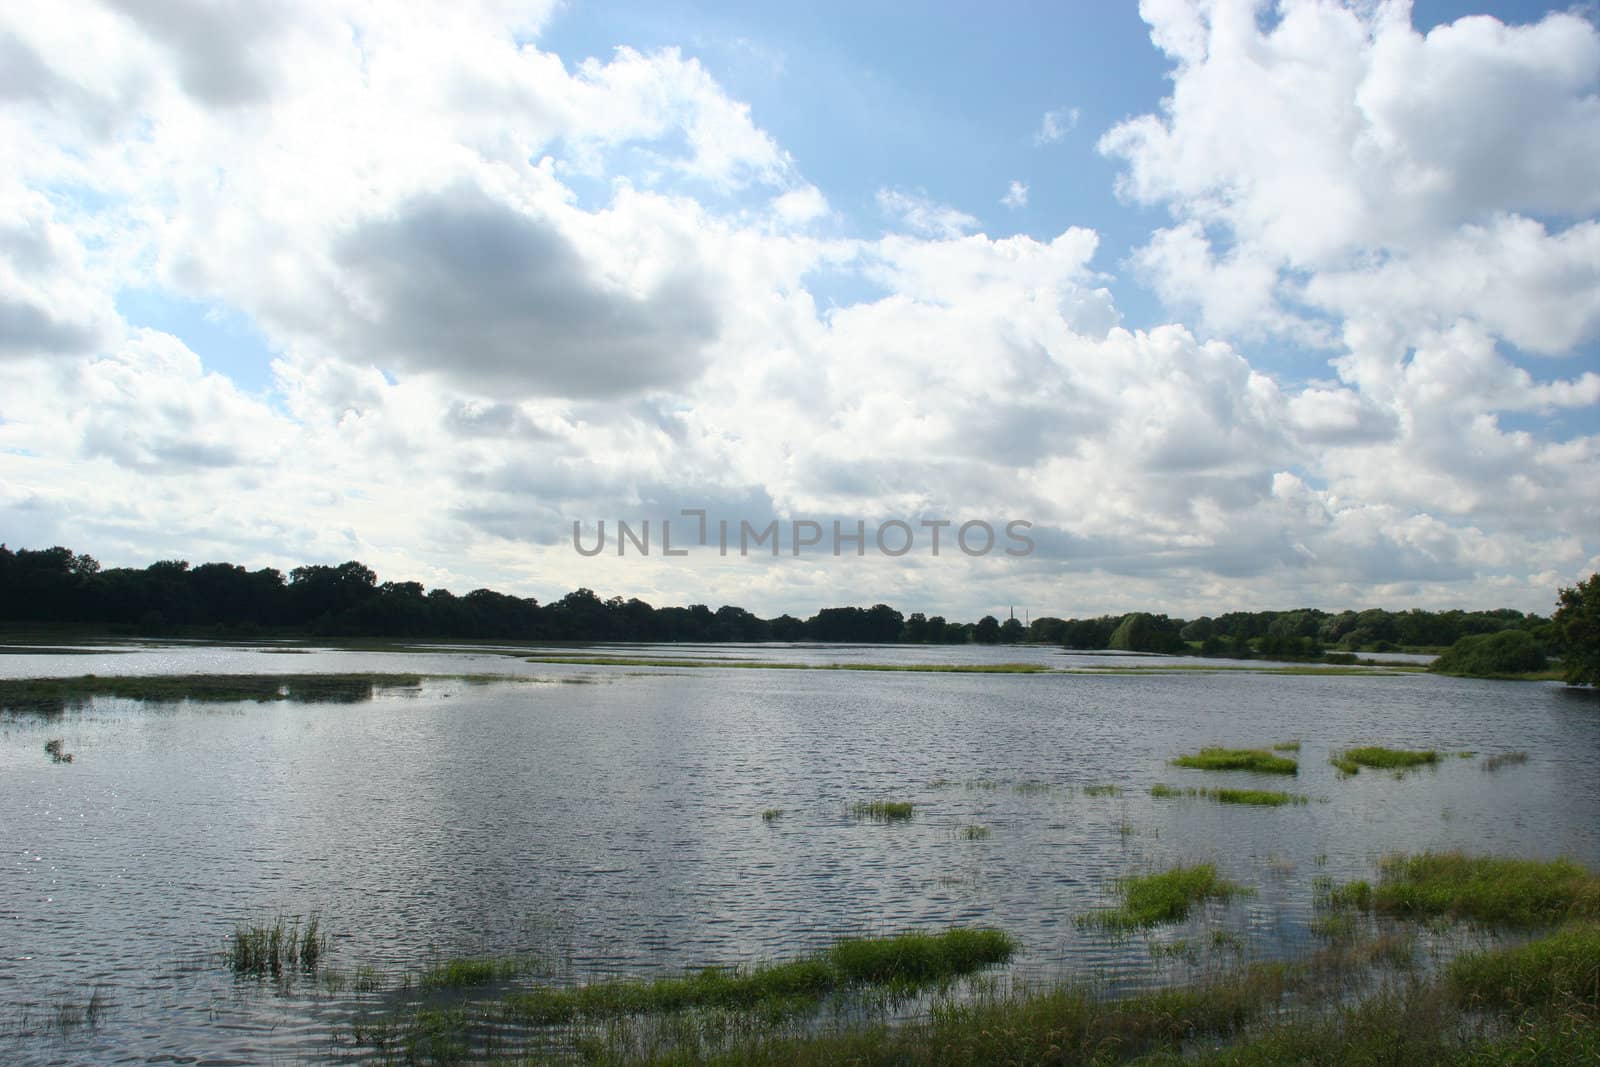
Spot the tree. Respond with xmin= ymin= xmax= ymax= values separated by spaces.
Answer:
xmin=998 ymin=617 xmax=1026 ymax=643
xmin=1553 ymin=573 xmax=1600 ymax=686
xmin=974 ymin=615 xmax=1001 ymax=644
xmin=1430 ymin=630 xmax=1546 ymax=678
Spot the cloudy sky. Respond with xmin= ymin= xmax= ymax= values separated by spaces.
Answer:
xmin=2 ymin=0 xmax=1598 ymax=620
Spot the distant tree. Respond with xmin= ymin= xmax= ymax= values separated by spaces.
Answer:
xmin=974 ymin=615 xmax=1001 ymax=644
xmin=998 ymin=617 xmax=1026 ymax=643
xmin=1552 ymin=573 xmax=1599 ymax=686
xmin=1108 ymin=612 xmax=1184 ymax=654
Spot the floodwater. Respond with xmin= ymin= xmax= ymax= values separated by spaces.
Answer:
xmin=1 ymin=642 xmax=1596 ymax=1064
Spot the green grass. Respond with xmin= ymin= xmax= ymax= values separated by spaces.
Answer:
xmin=1148 ymin=784 xmax=1308 ymax=806
xmin=1448 ymin=921 xmax=1600 ymax=1012
xmin=524 ymin=656 xmax=1053 ymax=673
xmin=226 ymin=916 xmax=326 ymax=976
xmin=1330 ymin=746 xmax=1439 ymax=775
xmin=1272 ymin=740 xmax=1301 ymax=752
xmin=849 ymin=800 xmax=914 ymax=822
xmin=1169 ymin=747 xmax=1299 ymax=774
xmin=1083 ymin=783 xmax=1121 ymax=797
xmin=759 ymin=808 xmax=784 ymax=822
xmin=1343 ymin=852 xmax=1600 ymax=926
xmin=958 ymin=824 xmax=991 ymax=840
xmin=1079 ymin=863 xmax=1250 ymax=930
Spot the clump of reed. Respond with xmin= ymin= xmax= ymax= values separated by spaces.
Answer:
xmin=1329 ymin=746 xmax=1438 ymax=775
xmin=1272 ymin=740 xmax=1301 ymax=752
xmin=1079 ymin=863 xmax=1250 ymax=930
xmin=1149 ymin=784 xmax=1308 ymax=806
xmin=43 ymin=738 xmax=73 ymax=763
xmin=1447 ymin=921 xmax=1600 ymax=1013
xmin=227 ymin=915 xmax=327 ymax=975
xmin=1083 ymin=784 xmax=1122 ymax=797
xmin=1481 ymin=750 xmax=1529 ymax=772
xmin=1169 ymin=747 xmax=1298 ymax=774
xmin=958 ymin=824 xmax=991 ymax=840
xmin=760 ymin=808 xmax=784 ymax=822
xmin=850 ymin=800 xmax=914 ymax=822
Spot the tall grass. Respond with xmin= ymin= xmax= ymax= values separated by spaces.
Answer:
xmin=227 ymin=916 xmax=327 ymax=975
xmin=849 ymin=800 xmax=914 ymax=822
xmin=1168 ymin=747 xmax=1298 ymax=774
xmin=1482 ymin=750 xmax=1529 ymax=772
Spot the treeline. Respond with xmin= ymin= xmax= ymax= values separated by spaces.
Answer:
xmin=0 ymin=545 xmax=1019 ymax=643
xmin=1033 ymin=606 xmax=1551 ymax=658
xmin=0 ymin=544 xmax=1548 ymax=653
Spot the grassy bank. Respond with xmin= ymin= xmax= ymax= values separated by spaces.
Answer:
xmin=0 ymin=673 xmax=427 ymax=711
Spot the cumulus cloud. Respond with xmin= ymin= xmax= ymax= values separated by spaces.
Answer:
xmin=1101 ymin=0 xmax=1600 ymax=350
xmin=0 ymin=0 xmax=1593 ymax=618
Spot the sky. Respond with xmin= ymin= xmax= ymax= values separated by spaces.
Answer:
xmin=1 ymin=0 xmax=1597 ymax=621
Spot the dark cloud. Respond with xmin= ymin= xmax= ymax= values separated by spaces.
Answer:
xmin=103 ymin=0 xmax=288 ymax=106
xmin=333 ymin=184 xmax=721 ymax=398
xmin=0 ymin=294 xmax=102 ymax=358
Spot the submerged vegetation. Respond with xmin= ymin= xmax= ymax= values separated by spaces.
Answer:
xmin=1330 ymin=746 xmax=1439 ymax=775
xmin=1168 ymin=747 xmax=1298 ymax=774
xmin=1079 ymin=863 xmax=1249 ymax=930
xmin=1149 ymin=784 xmax=1309 ymax=807
xmin=1482 ymin=750 xmax=1529 ymax=772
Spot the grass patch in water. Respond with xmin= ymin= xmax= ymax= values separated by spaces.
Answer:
xmin=1149 ymin=784 xmax=1308 ymax=806
xmin=958 ymin=824 xmax=991 ymax=840
xmin=849 ymin=800 xmax=914 ymax=822
xmin=1340 ymin=852 xmax=1600 ymax=926
xmin=227 ymin=915 xmax=326 ymax=975
xmin=759 ymin=808 xmax=784 ymax=822
xmin=1330 ymin=746 xmax=1439 ymax=775
xmin=1079 ymin=863 xmax=1250 ymax=930
xmin=1169 ymin=747 xmax=1298 ymax=774
xmin=1083 ymin=783 xmax=1121 ymax=797
xmin=1272 ymin=740 xmax=1301 ymax=752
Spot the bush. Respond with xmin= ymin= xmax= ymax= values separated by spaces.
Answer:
xmin=1431 ymin=629 xmax=1546 ymax=677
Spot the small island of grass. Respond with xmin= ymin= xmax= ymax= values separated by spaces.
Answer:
xmin=1169 ymin=747 xmax=1298 ymax=774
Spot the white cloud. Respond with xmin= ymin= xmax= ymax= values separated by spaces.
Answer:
xmin=1033 ymin=105 xmax=1079 ymax=146
xmin=0 ymin=0 xmax=1593 ymax=618
xmin=875 ymin=188 xmax=978 ymax=238
xmin=1001 ymin=180 xmax=1029 ymax=209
